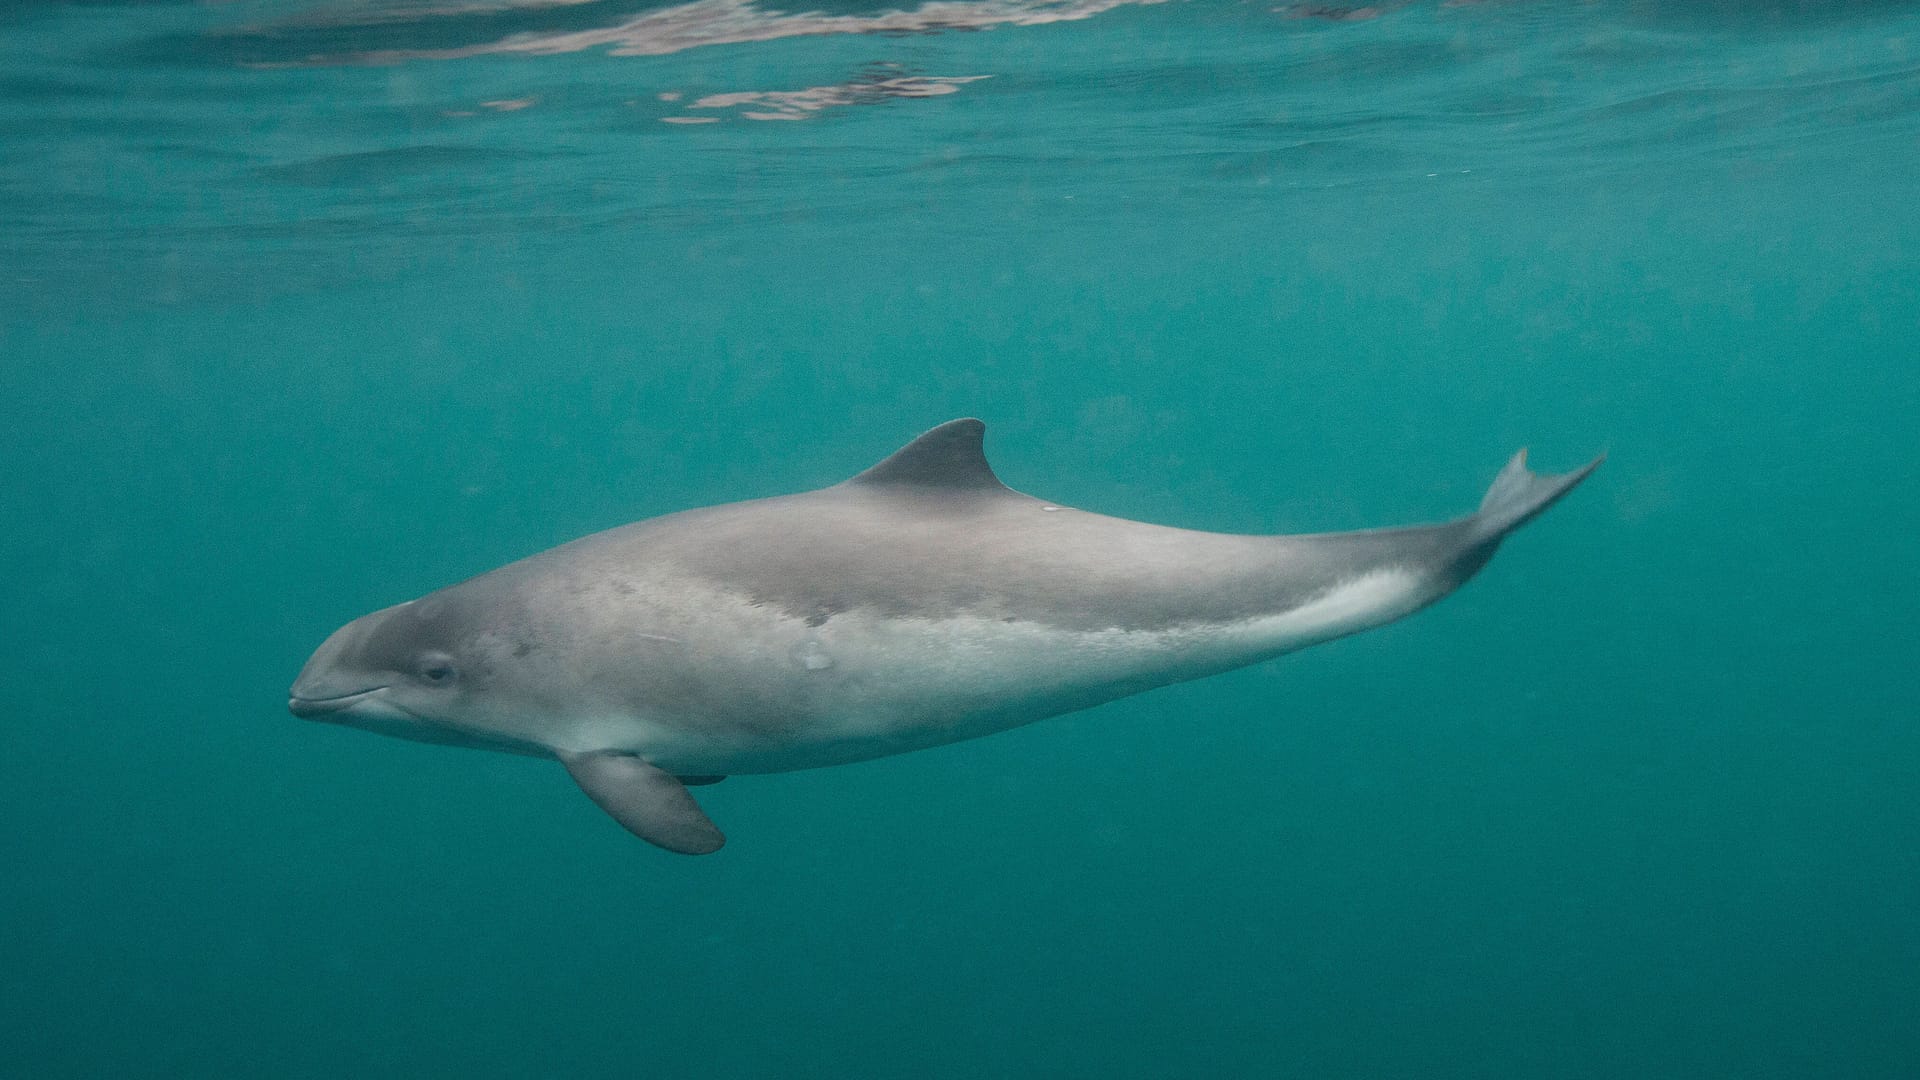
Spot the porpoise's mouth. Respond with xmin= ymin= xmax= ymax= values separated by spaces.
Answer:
xmin=288 ymin=687 xmax=389 ymax=718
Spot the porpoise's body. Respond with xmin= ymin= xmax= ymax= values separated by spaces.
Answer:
xmin=291 ymin=420 xmax=1600 ymax=854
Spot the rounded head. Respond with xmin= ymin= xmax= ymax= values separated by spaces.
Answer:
xmin=288 ymin=590 xmax=546 ymax=753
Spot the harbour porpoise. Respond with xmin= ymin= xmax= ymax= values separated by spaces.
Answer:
xmin=290 ymin=419 xmax=1601 ymax=854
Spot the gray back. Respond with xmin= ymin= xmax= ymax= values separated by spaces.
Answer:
xmin=510 ymin=420 xmax=1471 ymax=633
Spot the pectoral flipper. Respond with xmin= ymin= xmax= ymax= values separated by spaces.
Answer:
xmin=561 ymin=751 xmax=726 ymax=854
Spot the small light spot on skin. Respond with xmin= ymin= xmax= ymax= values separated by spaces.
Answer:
xmin=791 ymin=638 xmax=834 ymax=671
xmin=1041 ymin=506 xmax=1063 ymax=512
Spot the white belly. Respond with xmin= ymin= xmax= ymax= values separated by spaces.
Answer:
xmin=589 ymin=567 xmax=1430 ymax=775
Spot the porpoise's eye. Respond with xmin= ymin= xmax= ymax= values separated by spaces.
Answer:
xmin=417 ymin=653 xmax=458 ymax=684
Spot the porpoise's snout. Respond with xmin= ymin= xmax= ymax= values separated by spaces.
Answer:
xmin=288 ymin=613 xmax=390 ymax=719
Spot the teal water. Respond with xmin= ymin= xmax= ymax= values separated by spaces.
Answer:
xmin=4 ymin=1 xmax=1918 ymax=1076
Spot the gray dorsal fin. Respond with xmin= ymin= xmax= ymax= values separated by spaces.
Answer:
xmin=847 ymin=418 xmax=1009 ymax=492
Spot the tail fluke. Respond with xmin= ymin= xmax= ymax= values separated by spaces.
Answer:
xmin=1470 ymin=448 xmax=1605 ymax=545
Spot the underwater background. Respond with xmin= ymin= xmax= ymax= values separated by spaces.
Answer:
xmin=3 ymin=1 xmax=1917 ymax=1076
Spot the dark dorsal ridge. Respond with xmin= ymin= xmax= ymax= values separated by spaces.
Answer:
xmin=846 ymin=418 xmax=1010 ymax=493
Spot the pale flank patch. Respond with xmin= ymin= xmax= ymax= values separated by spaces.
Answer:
xmin=548 ymin=568 xmax=1428 ymax=772
xmin=789 ymin=568 xmax=1427 ymax=749
xmin=1237 ymin=567 xmax=1426 ymax=651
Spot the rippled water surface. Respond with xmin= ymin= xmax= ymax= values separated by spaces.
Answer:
xmin=3 ymin=2 xmax=1917 ymax=1077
